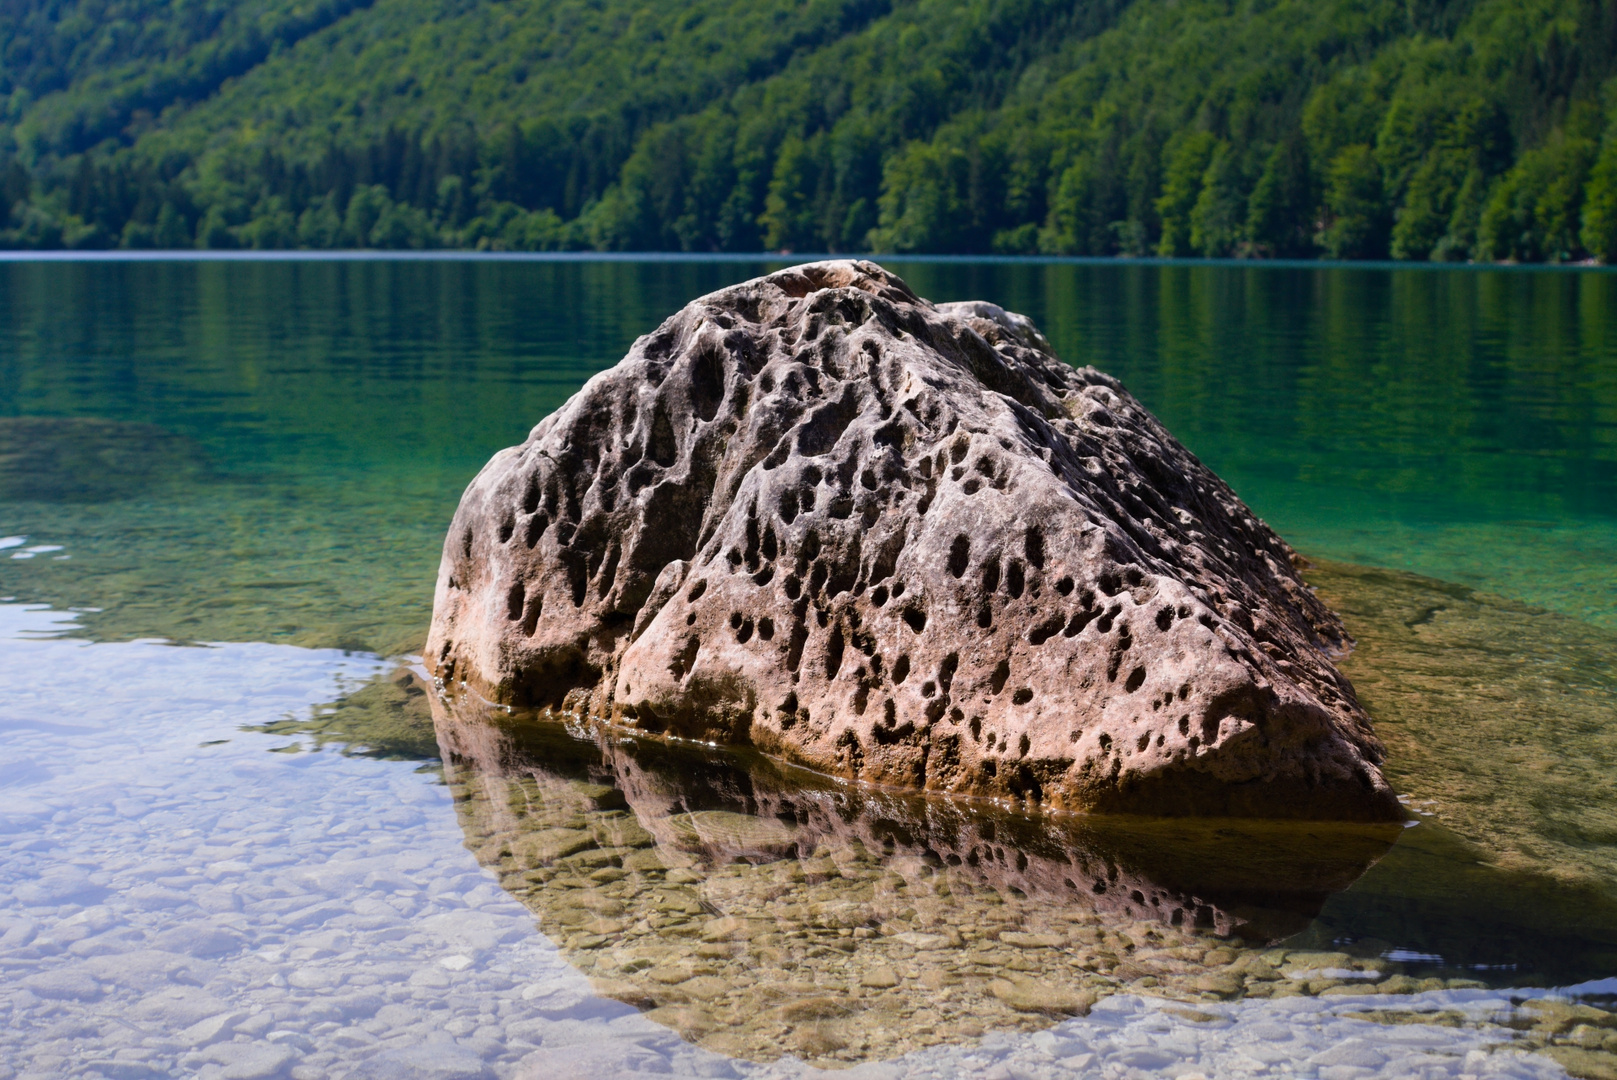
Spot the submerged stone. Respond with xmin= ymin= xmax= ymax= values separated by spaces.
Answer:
xmin=430 ymin=697 xmax=1402 ymax=1064
xmin=427 ymin=260 xmax=1399 ymax=821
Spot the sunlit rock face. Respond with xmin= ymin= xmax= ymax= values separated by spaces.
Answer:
xmin=426 ymin=260 xmax=1400 ymax=821
xmin=432 ymin=693 xmax=1402 ymax=1065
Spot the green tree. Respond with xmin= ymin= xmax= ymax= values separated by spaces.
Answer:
xmin=1581 ymin=137 xmax=1617 ymax=262
xmin=1188 ymin=141 xmax=1243 ymax=257
xmin=1246 ymin=135 xmax=1315 ymax=257
xmin=1321 ymin=144 xmax=1390 ymax=259
xmin=1155 ymin=131 xmax=1218 ymax=257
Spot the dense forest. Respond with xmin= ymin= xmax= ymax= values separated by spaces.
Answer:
xmin=4 ymin=0 xmax=1617 ymax=260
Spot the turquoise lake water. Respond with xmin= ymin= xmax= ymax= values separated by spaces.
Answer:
xmin=1 ymin=257 xmax=1614 ymax=1078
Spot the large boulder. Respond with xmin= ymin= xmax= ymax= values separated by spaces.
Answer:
xmin=425 ymin=261 xmax=1401 ymax=821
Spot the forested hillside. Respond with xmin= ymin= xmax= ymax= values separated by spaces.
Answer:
xmin=4 ymin=0 xmax=1617 ymax=260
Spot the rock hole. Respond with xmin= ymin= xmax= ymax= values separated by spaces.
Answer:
xmin=1124 ymin=666 xmax=1147 ymax=693
xmin=815 ymin=607 xmax=829 ymax=628
xmin=1056 ymin=576 xmax=1074 ymax=596
xmin=730 ymin=612 xmax=743 ymax=629
xmin=762 ymin=528 xmax=778 ymax=562
xmin=1024 ymin=527 xmax=1045 ymax=569
xmin=745 ymin=515 xmax=761 ymax=571
xmin=1028 ymin=615 xmax=1065 ymax=646
xmin=976 ymin=602 xmax=993 ymax=628
xmin=686 ymin=612 xmax=697 ymax=626
xmin=1178 ymin=683 xmax=1190 ymax=700
xmin=780 ymin=489 xmax=799 ymax=524
xmin=808 ymin=561 xmax=829 ymax=595
xmin=949 ymin=435 xmax=970 ymax=464
xmin=498 ymin=516 xmax=515 ymax=544
xmin=891 ymin=581 xmax=905 ymax=597
xmin=460 ymin=527 xmax=473 ymax=558
xmin=921 ymin=680 xmax=936 ymax=699
xmin=595 ymin=543 xmax=620 ymax=599
xmin=567 ymin=556 xmax=587 ymax=607
xmin=1156 ymin=734 xmax=1165 ymax=748
xmin=1098 ymin=733 xmax=1112 ymax=751
xmin=970 ymin=717 xmax=982 ymax=741
xmin=883 ymin=699 xmax=897 ymax=728
xmin=870 ymin=584 xmax=888 ymax=606
xmin=892 ymin=655 xmax=911 ymax=684
xmin=688 ymin=580 xmax=708 ymax=602
xmin=522 ymin=594 xmax=543 ymax=636
xmin=860 ymin=469 xmax=878 ymax=490
xmin=1156 ymin=607 xmax=1174 ymax=632
xmin=853 ymin=683 xmax=869 ymax=715
xmin=1011 ymin=687 xmax=1033 ymax=706
xmin=784 ymin=575 xmax=802 ymax=600
xmin=506 ymin=582 xmax=526 ymax=621
xmin=947 ymin=535 xmax=970 ymax=578
xmin=826 ymin=624 xmax=846 ymax=678
xmin=901 ymin=606 xmax=927 ymax=634
xmin=690 ymin=345 xmax=725 ymax=422
xmin=524 ymin=513 xmax=548 ymax=548
xmin=758 ymin=617 xmax=775 ymax=641
xmin=753 ymin=566 xmax=775 ymax=586
xmin=962 ymin=478 xmax=981 ymax=495
xmin=522 ymin=476 xmax=540 ymax=515
xmin=786 ymin=619 xmax=809 ymax=673
xmin=982 ymin=559 xmax=1001 ymax=594
xmin=938 ymin=652 xmax=959 ymax=692
xmin=990 ymin=659 xmax=1010 ymax=695
xmin=735 ymin=617 xmax=753 ymax=644
xmin=1006 ymin=560 xmax=1025 ymax=599
xmin=1063 ymin=609 xmax=1097 ymax=637
xmin=828 ymin=495 xmax=854 ymax=519
xmin=801 ymin=529 xmax=822 ymax=563
xmin=1098 ymin=572 xmax=1121 ymax=597
xmin=649 ymin=406 xmax=678 ymax=467
xmin=1125 ymin=567 xmax=1144 ymax=587
xmin=1019 ymin=733 xmax=1030 ymax=757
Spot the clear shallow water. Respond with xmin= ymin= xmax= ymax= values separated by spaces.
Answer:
xmin=1 ymin=257 xmax=1616 ymax=1077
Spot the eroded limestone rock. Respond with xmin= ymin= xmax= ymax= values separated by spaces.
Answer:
xmin=426 ymin=260 xmax=1399 ymax=820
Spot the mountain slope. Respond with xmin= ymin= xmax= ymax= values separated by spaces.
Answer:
xmin=3 ymin=0 xmax=1617 ymax=260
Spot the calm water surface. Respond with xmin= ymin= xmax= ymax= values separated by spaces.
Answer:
xmin=1 ymin=258 xmax=1614 ymax=1079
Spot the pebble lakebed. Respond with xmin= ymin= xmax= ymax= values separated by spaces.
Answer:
xmin=2 ymin=602 xmax=1614 ymax=1079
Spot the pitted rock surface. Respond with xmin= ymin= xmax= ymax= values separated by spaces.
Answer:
xmin=426 ymin=260 xmax=1401 ymax=821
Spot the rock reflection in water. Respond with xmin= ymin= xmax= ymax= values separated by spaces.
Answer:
xmin=432 ymin=691 xmax=1400 ymax=1065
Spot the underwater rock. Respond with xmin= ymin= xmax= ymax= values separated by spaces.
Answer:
xmin=432 ymin=695 xmax=1404 ymax=1065
xmin=426 ymin=260 xmax=1399 ymax=821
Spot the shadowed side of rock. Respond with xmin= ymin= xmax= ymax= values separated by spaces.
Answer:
xmin=426 ymin=260 xmax=1401 ymax=822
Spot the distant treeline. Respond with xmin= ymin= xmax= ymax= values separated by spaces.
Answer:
xmin=6 ymin=0 xmax=1617 ymax=261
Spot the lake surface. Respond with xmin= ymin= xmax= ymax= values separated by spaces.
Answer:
xmin=1 ymin=257 xmax=1615 ymax=1079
